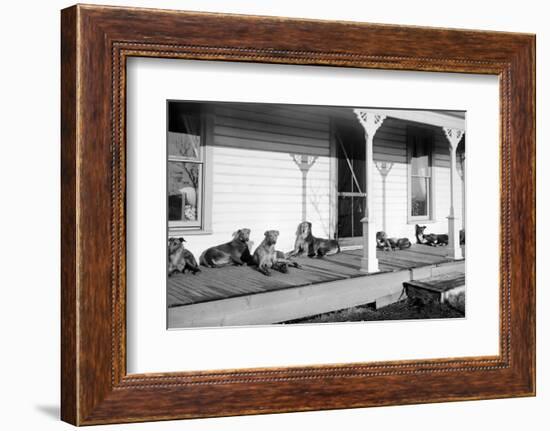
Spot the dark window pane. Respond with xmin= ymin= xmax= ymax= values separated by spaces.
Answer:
xmin=337 ymin=196 xmax=364 ymax=238
xmin=351 ymin=158 xmax=365 ymax=193
xmin=411 ymin=138 xmax=430 ymax=177
xmin=338 ymin=196 xmax=352 ymax=238
xmin=411 ymin=177 xmax=428 ymax=217
xmin=337 ymin=156 xmax=352 ymax=193
xmin=352 ymin=196 xmax=365 ymax=237
xmin=168 ymin=161 xmax=201 ymax=223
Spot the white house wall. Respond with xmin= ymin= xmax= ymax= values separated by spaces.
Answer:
xmin=181 ymin=105 xmax=332 ymax=258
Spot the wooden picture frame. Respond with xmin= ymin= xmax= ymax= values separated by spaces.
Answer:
xmin=61 ymin=4 xmax=535 ymax=425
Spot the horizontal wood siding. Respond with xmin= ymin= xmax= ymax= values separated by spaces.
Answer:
xmin=180 ymin=105 xmax=332 ymax=257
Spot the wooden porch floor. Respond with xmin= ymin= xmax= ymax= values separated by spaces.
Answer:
xmin=167 ymin=244 xmax=462 ymax=308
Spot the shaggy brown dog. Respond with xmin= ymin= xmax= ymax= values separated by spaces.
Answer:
xmin=167 ymin=238 xmax=200 ymax=276
xmin=200 ymin=228 xmax=252 ymax=268
xmin=415 ymin=224 xmax=449 ymax=247
xmin=287 ymin=221 xmax=340 ymax=258
xmin=252 ymin=230 xmax=300 ymax=276
xmin=376 ymin=231 xmax=412 ymax=251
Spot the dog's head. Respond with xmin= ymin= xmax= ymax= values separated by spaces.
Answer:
xmin=233 ymin=228 xmax=251 ymax=243
xmin=263 ymin=230 xmax=280 ymax=246
xmin=376 ymin=231 xmax=388 ymax=243
xmin=296 ymin=221 xmax=312 ymax=239
xmin=376 ymin=231 xmax=387 ymax=240
xmin=168 ymin=237 xmax=185 ymax=254
xmin=415 ymin=224 xmax=427 ymax=235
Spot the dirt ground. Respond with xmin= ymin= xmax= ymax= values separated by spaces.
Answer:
xmin=283 ymin=297 xmax=465 ymax=324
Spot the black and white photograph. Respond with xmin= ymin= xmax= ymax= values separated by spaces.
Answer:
xmin=167 ymin=101 xmax=466 ymax=328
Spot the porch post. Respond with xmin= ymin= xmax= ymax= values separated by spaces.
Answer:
xmin=443 ymin=127 xmax=465 ymax=260
xmin=354 ymin=110 xmax=386 ymax=273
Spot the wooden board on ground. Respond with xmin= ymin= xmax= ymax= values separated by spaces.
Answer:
xmin=404 ymin=271 xmax=466 ymax=304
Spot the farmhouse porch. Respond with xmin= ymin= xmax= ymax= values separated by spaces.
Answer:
xmin=351 ymin=108 xmax=465 ymax=272
xmin=168 ymin=102 xmax=466 ymax=276
xmin=167 ymin=244 xmax=465 ymax=328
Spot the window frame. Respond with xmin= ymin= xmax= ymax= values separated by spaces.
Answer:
xmin=167 ymin=104 xmax=213 ymax=235
xmin=407 ymin=126 xmax=435 ymax=224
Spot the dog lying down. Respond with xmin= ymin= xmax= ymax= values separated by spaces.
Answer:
xmin=167 ymin=238 xmax=200 ymax=276
xmin=415 ymin=224 xmax=449 ymax=247
xmin=252 ymin=230 xmax=301 ymax=276
xmin=200 ymin=228 xmax=253 ymax=268
xmin=376 ymin=231 xmax=412 ymax=251
xmin=287 ymin=221 xmax=340 ymax=258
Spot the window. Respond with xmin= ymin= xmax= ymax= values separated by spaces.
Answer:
xmin=167 ymin=103 xmax=205 ymax=230
xmin=408 ymin=127 xmax=433 ymax=221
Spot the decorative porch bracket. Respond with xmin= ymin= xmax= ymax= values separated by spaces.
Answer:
xmin=443 ymin=127 xmax=465 ymax=260
xmin=354 ymin=110 xmax=386 ymax=273
xmin=291 ymin=154 xmax=318 ymax=221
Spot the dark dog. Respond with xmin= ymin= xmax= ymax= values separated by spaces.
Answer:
xmin=415 ymin=224 xmax=448 ymax=247
xmin=167 ymin=238 xmax=200 ymax=276
xmin=376 ymin=231 xmax=412 ymax=251
xmin=252 ymin=230 xmax=300 ymax=276
xmin=200 ymin=228 xmax=253 ymax=268
xmin=287 ymin=221 xmax=340 ymax=258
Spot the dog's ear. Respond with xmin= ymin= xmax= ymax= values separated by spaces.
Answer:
xmin=307 ymin=221 xmax=312 ymax=229
xmin=178 ymin=237 xmax=185 ymax=243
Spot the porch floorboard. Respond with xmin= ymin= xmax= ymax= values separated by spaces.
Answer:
xmin=167 ymin=244 xmax=460 ymax=308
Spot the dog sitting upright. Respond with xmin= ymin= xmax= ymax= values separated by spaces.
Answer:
xmin=415 ymin=224 xmax=449 ymax=247
xmin=167 ymin=237 xmax=200 ymax=276
xmin=287 ymin=221 xmax=340 ymax=258
xmin=200 ymin=228 xmax=253 ymax=268
xmin=376 ymin=231 xmax=412 ymax=251
xmin=253 ymin=230 xmax=300 ymax=276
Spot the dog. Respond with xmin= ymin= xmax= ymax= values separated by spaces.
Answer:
xmin=199 ymin=228 xmax=253 ymax=268
xmin=167 ymin=238 xmax=200 ymax=276
xmin=287 ymin=221 xmax=340 ymax=258
xmin=415 ymin=224 xmax=448 ymax=247
xmin=376 ymin=231 xmax=412 ymax=251
xmin=252 ymin=230 xmax=300 ymax=276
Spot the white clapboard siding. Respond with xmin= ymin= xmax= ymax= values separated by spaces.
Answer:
xmin=182 ymin=107 xmax=332 ymax=256
xmin=215 ymin=105 xmax=330 ymax=129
